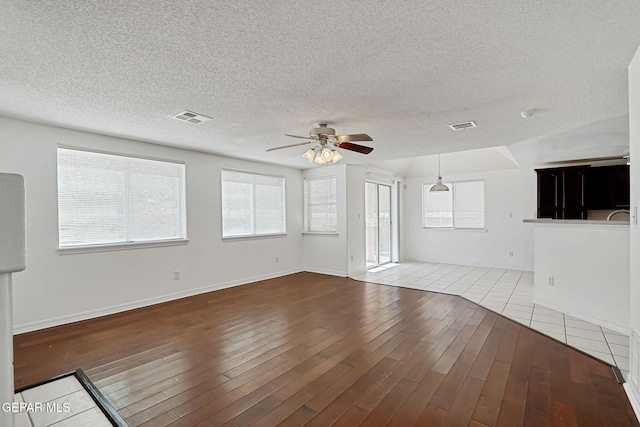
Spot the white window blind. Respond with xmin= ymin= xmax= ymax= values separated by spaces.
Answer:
xmin=304 ymin=176 xmax=337 ymax=233
xmin=453 ymin=180 xmax=485 ymax=229
xmin=422 ymin=182 xmax=453 ymax=228
xmin=57 ymin=147 xmax=186 ymax=247
xmin=423 ymin=180 xmax=484 ymax=229
xmin=221 ymin=170 xmax=286 ymax=237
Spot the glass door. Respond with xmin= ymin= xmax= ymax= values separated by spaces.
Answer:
xmin=366 ymin=182 xmax=392 ymax=268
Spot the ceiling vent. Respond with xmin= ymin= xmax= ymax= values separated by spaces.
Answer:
xmin=449 ymin=121 xmax=477 ymax=131
xmin=172 ymin=111 xmax=213 ymax=124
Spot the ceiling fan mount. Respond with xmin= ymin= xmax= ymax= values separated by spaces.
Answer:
xmin=308 ymin=123 xmax=336 ymax=138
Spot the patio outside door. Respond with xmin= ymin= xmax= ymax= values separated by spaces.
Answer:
xmin=365 ymin=182 xmax=391 ymax=268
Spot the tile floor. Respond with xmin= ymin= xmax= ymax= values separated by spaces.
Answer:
xmin=351 ymin=261 xmax=630 ymax=380
xmin=12 ymin=375 xmax=111 ymax=427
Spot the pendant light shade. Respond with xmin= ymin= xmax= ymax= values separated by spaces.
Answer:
xmin=430 ymin=154 xmax=449 ymax=192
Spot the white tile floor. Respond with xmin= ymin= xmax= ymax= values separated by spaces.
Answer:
xmin=12 ymin=375 xmax=112 ymax=427
xmin=351 ymin=261 xmax=631 ymax=380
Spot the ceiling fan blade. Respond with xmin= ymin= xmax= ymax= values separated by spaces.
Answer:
xmin=266 ymin=141 xmax=313 ymax=152
xmin=337 ymin=142 xmax=374 ymax=154
xmin=285 ymin=134 xmax=317 ymax=140
xmin=333 ymin=133 xmax=373 ymax=142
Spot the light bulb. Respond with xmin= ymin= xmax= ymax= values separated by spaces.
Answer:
xmin=321 ymin=147 xmax=333 ymax=160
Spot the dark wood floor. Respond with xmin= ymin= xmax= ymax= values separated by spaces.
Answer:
xmin=14 ymin=272 xmax=639 ymax=426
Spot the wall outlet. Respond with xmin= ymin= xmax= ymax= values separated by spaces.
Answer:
xmin=548 ymin=276 xmax=554 ymax=286
xmin=173 ymin=270 xmax=180 ymax=280
xmin=275 ymin=256 xmax=279 ymax=263
xmin=350 ymin=255 xmax=354 ymax=262
xmin=508 ymin=250 xmax=514 ymax=257
xmin=507 ymin=212 xmax=513 ymax=219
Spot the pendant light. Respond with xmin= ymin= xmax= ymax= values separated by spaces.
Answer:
xmin=430 ymin=154 xmax=449 ymax=192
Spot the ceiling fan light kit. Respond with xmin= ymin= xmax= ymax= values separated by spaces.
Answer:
xmin=268 ymin=123 xmax=373 ymax=166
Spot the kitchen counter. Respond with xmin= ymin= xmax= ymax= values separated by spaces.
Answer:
xmin=523 ymin=218 xmax=629 ymax=226
xmin=526 ymin=219 xmax=629 ymax=333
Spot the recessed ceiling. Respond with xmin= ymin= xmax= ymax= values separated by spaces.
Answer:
xmin=1 ymin=1 xmax=639 ymax=169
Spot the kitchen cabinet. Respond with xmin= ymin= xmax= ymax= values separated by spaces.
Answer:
xmin=586 ymin=165 xmax=630 ymax=209
xmin=535 ymin=166 xmax=587 ymax=219
xmin=536 ymin=164 xmax=630 ymax=219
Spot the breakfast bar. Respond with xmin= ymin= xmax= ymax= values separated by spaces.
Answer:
xmin=523 ymin=218 xmax=630 ymax=334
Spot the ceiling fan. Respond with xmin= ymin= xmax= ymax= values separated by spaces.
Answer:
xmin=267 ymin=123 xmax=373 ymax=164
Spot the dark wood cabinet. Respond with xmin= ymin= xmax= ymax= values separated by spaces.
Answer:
xmin=536 ymin=165 xmax=629 ymax=219
xmin=536 ymin=166 xmax=588 ymax=219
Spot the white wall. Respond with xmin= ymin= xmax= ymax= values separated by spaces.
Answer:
xmin=0 ymin=117 xmax=304 ymax=333
xmin=302 ymin=164 xmax=348 ymax=276
xmin=532 ymin=223 xmax=629 ymax=333
xmin=403 ymin=168 xmax=536 ymax=270
xmin=346 ymin=165 xmax=367 ymax=276
xmin=626 ymin=44 xmax=640 ymax=417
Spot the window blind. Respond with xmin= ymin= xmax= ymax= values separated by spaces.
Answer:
xmin=221 ymin=170 xmax=285 ymax=237
xmin=422 ymin=180 xmax=484 ymax=229
xmin=453 ymin=180 xmax=485 ymax=229
xmin=304 ymin=176 xmax=337 ymax=232
xmin=57 ymin=147 xmax=186 ymax=247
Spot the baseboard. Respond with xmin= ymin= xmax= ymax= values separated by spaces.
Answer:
xmin=624 ymin=382 xmax=640 ymax=423
xmin=533 ymin=297 xmax=630 ymax=335
xmin=13 ymin=268 xmax=302 ymax=334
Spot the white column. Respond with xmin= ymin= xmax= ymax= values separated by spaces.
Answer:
xmin=0 ymin=173 xmax=26 ymax=427
xmin=0 ymin=273 xmax=14 ymax=427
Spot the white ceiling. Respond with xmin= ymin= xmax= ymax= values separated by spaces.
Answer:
xmin=1 ymin=1 xmax=639 ymax=170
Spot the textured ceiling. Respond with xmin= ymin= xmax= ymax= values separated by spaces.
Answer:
xmin=1 ymin=1 xmax=640 ymax=170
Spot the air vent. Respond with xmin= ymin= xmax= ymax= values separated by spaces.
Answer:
xmin=449 ymin=121 xmax=477 ymax=131
xmin=172 ymin=111 xmax=212 ymax=124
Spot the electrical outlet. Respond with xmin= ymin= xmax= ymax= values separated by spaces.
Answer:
xmin=350 ymin=255 xmax=354 ymax=262
xmin=275 ymin=257 xmax=279 ymax=263
xmin=508 ymin=250 xmax=513 ymax=257
xmin=507 ymin=212 xmax=513 ymax=219
xmin=548 ymin=276 xmax=554 ymax=286
xmin=173 ymin=270 xmax=180 ymax=280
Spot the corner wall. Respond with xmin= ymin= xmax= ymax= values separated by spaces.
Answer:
xmin=302 ymin=164 xmax=348 ymax=276
xmin=0 ymin=117 xmax=304 ymax=333
xmin=625 ymin=44 xmax=640 ymax=419
xmin=402 ymin=168 xmax=536 ymax=270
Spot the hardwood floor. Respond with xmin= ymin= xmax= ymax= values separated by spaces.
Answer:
xmin=14 ymin=272 xmax=639 ymax=426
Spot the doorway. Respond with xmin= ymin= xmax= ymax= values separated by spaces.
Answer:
xmin=365 ymin=182 xmax=392 ymax=268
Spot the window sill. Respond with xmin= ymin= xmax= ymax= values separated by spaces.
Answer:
xmin=422 ymin=227 xmax=488 ymax=233
xmin=302 ymin=232 xmax=339 ymax=236
xmin=58 ymin=238 xmax=189 ymax=255
xmin=222 ymin=233 xmax=288 ymax=242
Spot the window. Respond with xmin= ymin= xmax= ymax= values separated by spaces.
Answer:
xmin=221 ymin=170 xmax=286 ymax=238
xmin=423 ymin=180 xmax=484 ymax=229
xmin=57 ymin=147 xmax=186 ymax=248
xmin=304 ymin=176 xmax=337 ymax=233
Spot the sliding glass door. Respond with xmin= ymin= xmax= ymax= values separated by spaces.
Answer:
xmin=365 ymin=182 xmax=392 ymax=268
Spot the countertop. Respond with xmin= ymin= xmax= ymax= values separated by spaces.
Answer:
xmin=523 ymin=218 xmax=630 ymax=226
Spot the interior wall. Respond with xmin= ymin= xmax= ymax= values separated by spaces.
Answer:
xmin=626 ymin=44 xmax=640 ymax=415
xmin=402 ymin=168 xmax=536 ymax=270
xmin=0 ymin=117 xmax=304 ymax=333
xmin=302 ymin=164 xmax=348 ymax=276
xmin=346 ymin=165 xmax=367 ymax=276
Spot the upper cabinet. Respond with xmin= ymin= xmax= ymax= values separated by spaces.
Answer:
xmin=535 ymin=165 xmax=629 ymax=219
xmin=586 ymin=165 xmax=630 ymax=209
